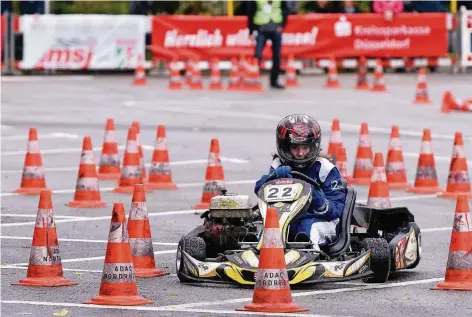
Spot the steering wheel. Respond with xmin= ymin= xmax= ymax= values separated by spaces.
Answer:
xmin=266 ymin=170 xmax=321 ymax=190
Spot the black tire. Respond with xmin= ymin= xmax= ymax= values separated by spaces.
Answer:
xmin=362 ymin=238 xmax=391 ymax=283
xmin=184 ymin=236 xmax=206 ymax=261
xmin=176 ymin=236 xmax=206 ymax=283
xmin=406 ymin=223 xmax=421 ymax=269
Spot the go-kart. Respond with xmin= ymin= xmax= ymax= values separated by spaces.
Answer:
xmin=176 ymin=171 xmax=421 ymax=286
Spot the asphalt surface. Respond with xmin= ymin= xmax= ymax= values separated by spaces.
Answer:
xmin=1 ymin=72 xmax=472 ymax=317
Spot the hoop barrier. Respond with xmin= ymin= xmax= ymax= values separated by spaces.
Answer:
xmin=0 ymin=12 xmax=462 ymax=72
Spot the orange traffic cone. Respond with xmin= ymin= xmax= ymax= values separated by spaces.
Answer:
xmin=227 ymin=57 xmax=242 ymax=91
xmin=84 ymin=202 xmax=153 ymax=305
xmin=193 ymin=138 xmax=226 ymax=209
xmin=113 ymin=127 xmax=150 ymax=194
xmin=336 ymin=147 xmax=353 ymax=184
xmin=98 ymin=118 xmax=121 ymax=180
xmin=131 ymin=121 xmax=146 ymax=183
xmin=12 ymin=190 xmax=76 ymax=287
xmin=168 ymin=58 xmax=183 ymax=90
xmin=237 ymin=207 xmax=308 ymax=313
xmin=189 ymin=59 xmax=203 ymax=90
xmin=355 ymin=56 xmax=369 ymax=90
xmin=284 ymin=55 xmax=299 ymax=87
xmin=184 ymin=60 xmax=193 ymax=86
xmin=208 ymin=58 xmax=223 ymax=90
xmin=243 ymin=58 xmax=264 ymax=92
xmin=432 ymin=195 xmax=472 ymax=291
xmin=14 ymin=128 xmax=49 ymax=195
xmin=440 ymin=91 xmax=457 ymax=113
xmin=351 ymin=123 xmax=374 ymax=185
xmin=408 ymin=128 xmax=443 ymax=194
xmin=325 ymin=56 xmax=341 ymax=88
xmin=440 ymin=132 xmax=472 ymax=199
xmin=367 ymin=153 xmax=392 ymax=208
xmin=413 ymin=68 xmax=431 ymax=104
xmin=133 ymin=55 xmax=147 ymax=86
xmin=128 ymin=184 xmax=169 ymax=277
xmin=386 ymin=125 xmax=411 ymax=190
xmin=371 ymin=59 xmax=387 ymax=92
xmin=147 ymin=125 xmax=178 ymax=190
xmin=327 ymin=118 xmax=344 ymax=158
xmin=66 ymin=136 xmax=107 ymax=208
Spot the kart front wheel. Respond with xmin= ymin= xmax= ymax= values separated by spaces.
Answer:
xmin=176 ymin=236 xmax=207 ymax=282
xmin=362 ymin=238 xmax=391 ymax=283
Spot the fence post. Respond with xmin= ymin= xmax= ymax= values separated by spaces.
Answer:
xmin=2 ymin=11 xmax=12 ymax=75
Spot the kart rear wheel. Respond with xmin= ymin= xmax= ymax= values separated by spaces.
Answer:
xmin=362 ymin=238 xmax=391 ymax=283
xmin=176 ymin=236 xmax=207 ymax=282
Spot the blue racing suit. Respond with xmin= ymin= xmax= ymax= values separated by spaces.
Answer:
xmin=254 ymin=155 xmax=346 ymax=246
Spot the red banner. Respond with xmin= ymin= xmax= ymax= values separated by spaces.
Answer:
xmin=151 ymin=13 xmax=448 ymax=60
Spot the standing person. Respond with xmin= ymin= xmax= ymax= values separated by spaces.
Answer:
xmin=247 ymin=0 xmax=289 ymax=89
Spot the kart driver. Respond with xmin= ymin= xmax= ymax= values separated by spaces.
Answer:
xmin=254 ymin=114 xmax=347 ymax=251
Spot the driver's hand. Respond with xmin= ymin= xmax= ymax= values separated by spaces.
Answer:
xmin=274 ymin=166 xmax=292 ymax=178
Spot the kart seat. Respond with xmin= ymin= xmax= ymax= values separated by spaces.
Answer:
xmin=321 ymin=185 xmax=357 ymax=258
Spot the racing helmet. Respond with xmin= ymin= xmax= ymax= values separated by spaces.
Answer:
xmin=276 ymin=114 xmax=322 ymax=169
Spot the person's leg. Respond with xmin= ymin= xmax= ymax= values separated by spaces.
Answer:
xmin=269 ymin=30 xmax=282 ymax=86
xmin=309 ymin=219 xmax=339 ymax=251
xmin=254 ymin=31 xmax=267 ymax=63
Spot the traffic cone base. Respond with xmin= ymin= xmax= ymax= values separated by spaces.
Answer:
xmin=147 ymin=182 xmax=178 ymax=190
xmin=135 ymin=267 xmax=169 ymax=278
xmin=350 ymin=177 xmax=372 ymax=186
xmin=66 ymin=200 xmax=107 ymax=208
xmin=13 ymin=275 xmax=76 ymax=287
xmin=408 ymin=186 xmax=443 ymax=194
xmin=97 ymin=172 xmax=121 ymax=180
xmin=113 ymin=185 xmax=152 ymax=194
xmin=14 ymin=187 xmax=49 ymax=195
xmin=356 ymin=83 xmax=370 ymax=90
xmin=439 ymin=191 xmax=472 ymax=199
xmin=388 ymin=182 xmax=411 ymax=190
xmin=237 ymin=302 xmax=308 ymax=313
xmin=84 ymin=295 xmax=153 ymax=306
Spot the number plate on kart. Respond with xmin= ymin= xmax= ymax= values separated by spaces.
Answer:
xmin=264 ymin=184 xmax=301 ymax=202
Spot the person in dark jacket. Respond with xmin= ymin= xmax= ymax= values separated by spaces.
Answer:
xmin=247 ymin=0 xmax=289 ymax=89
xmin=254 ymin=114 xmax=347 ymax=251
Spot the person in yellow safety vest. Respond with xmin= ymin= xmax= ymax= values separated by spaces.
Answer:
xmin=247 ymin=0 xmax=289 ymax=89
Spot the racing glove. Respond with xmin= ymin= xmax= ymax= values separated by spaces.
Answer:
xmin=273 ymin=166 xmax=292 ymax=179
xmin=310 ymin=186 xmax=329 ymax=217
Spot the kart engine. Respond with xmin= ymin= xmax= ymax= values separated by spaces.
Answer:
xmin=203 ymin=193 xmax=262 ymax=252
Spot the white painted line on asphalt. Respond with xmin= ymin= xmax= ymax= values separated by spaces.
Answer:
xmin=403 ymin=152 xmax=472 ymax=165
xmin=0 ymin=300 xmax=348 ymax=317
xmin=160 ymin=277 xmax=444 ymax=310
xmin=422 ymin=227 xmax=451 ymax=233
xmin=0 ymin=236 xmax=178 ymax=246
xmin=0 ymin=156 xmax=249 ymax=174
xmin=0 ymin=265 xmax=103 ymax=273
xmin=1 ymin=265 xmax=177 ymax=276
xmin=0 ymin=193 xmax=440 ymax=227
xmin=0 ymin=209 xmax=202 ymax=228
xmin=8 ymin=249 xmax=176 ymax=266
xmin=1 ymin=76 xmax=95 ymax=82
xmin=1 ymin=146 xmax=124 ymax=156
xmin=1 ymin=132 xmax=80 ymax=141
xmin=1 ymin=214 xmax=86 ymax=219
xmin=132 ymin=103 xmax=471 ymax=142
xmin=0 ymin=179 xmax=256 ymax=198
